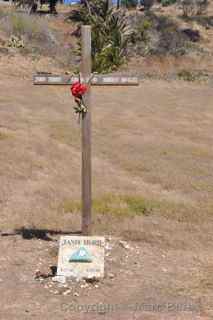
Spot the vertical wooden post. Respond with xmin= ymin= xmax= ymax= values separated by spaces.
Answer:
xmin=81 ymin=25 xmax=92 ymax=235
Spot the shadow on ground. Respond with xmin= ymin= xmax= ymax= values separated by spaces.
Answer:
xmin=1 ymin=227 xmax=81 ymax=241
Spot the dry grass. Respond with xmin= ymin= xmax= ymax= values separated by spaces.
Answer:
xmin=0 ymin=131 xmax=11 ymax=140
xmin=0 ymin=20 xmax=213 ymax=317
xmin=0 ymin=10 xmax=50 ymax=43
xmin=0 ymin=77 xmax=213 ymax=235
xmin=0 ymin=8 xmax=77 ymax=68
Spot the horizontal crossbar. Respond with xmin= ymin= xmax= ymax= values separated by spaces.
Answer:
xmin=33 ymin=74 xmax=139 ymax=86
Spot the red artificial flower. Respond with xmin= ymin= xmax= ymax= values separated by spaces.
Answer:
xmin=71 ymin=82 xmax=87 ymax=98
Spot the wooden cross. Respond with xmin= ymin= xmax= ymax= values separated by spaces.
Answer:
xmin=33 ymin=25 xmax=139 ymax=235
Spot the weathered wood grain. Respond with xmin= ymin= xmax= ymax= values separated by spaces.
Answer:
xmin=33 ymin=75 xmax=139 ymax=86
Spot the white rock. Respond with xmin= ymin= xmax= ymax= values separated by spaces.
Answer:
xmin=50 ymin=290 xmax=59 ymax=294
xmin=119 ymin=240 xmax=130 ymax=249
xmin=58 ymin=283 xmax=68 ymax=288
xmin=63 ymin=289 xmax=71 ymax=296
xmin=52 ymin=276 xmax=66 ymax=284
xmin=73 ymin=292 xmax=79 ymax=297
xmin=106 ymin=236 xmax=112 ymax=242
xmin=105 ymin=243 xmax=112 ymax=251
xmin=53 ymin=290 xmax=59 ymax=295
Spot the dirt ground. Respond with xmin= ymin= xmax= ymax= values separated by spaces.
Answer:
xmin=1 ymin=57 xmax=213 ymax=319
xmin=1 ymin=231 xmax=212 ymax=320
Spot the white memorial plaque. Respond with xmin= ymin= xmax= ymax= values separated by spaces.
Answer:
xmin=57 ymin=236 xmax=105 ymax=279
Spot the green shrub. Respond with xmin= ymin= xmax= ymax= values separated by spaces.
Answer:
xmin=121 ymin=0 xmax=138 ymax=8
xmin=70 ymin=0 xmax=133 ymax=73
xmin=93 ymin=43 xmax=124 ymax=73
xmin=8 ymin=35 xmax=24 ymax=48
xmin=177 ymin=69 xmax=196 ymax=81
xmin=160 ymin=0 xmax=176 ymax=6
xmin=1 ymin=13 xmax=48 ymax=40
xmin=3 ymin=13 xmax=42 ymax=38
xmin=180 ymin=0 xmax=209 ymax=17
xmin=62 ymin=194 xmax=153 ymax=217
xmin=177 ymin=69 xmax=209 ymax=81
xmin=131 ymin=17 xmax=152 ymax=45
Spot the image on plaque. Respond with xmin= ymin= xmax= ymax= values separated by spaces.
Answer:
xmin=69 ymin=247 xmax=93 ymax=263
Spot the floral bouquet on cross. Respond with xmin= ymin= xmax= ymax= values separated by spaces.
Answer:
xmin=70 ymin=79 xmax=88 ymax=122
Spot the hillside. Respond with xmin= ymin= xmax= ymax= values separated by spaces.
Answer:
xmin=0 ymin=2 xmax=213 ymax=78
